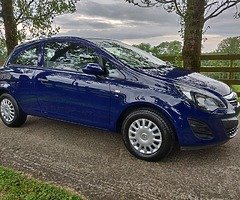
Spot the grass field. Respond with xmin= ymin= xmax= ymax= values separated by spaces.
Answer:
xmin=0 ymin=166 xmax=82 ymax=200
xmin=231 ymin=85 xmax=240 ymax=101
xmin=232 ymin=85 xmax=240 ymax=92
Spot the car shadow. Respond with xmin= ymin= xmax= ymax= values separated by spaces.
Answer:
xmin=22 ymin=116 xmax=238 ymax=166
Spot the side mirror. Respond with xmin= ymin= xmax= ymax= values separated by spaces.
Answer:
xmin=82 ymin=63 xmax=105 ymax=76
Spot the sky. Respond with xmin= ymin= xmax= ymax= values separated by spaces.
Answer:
xmin=54 ymin=0 xmax=240 ymax=52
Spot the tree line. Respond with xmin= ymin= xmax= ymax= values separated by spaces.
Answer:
xmin=134 ymin=36 xmax=240 ymax=81
xmin=135 ymin=36 xmax=240 ymax=56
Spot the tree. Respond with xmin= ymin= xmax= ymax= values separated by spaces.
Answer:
xmin=0 ymin=38 xmax=7 ymax=59
xmin=152 ymin=41 xmax=182 ymax=66
xmin=203 ymin=36 xmax=240 ymax=68
xmin=216 ymin=36 xmax=240 ymax=54
xmin=152 ymin=40 xmax=182 ymax=57
xmin=134 ymin=40 xmax=182 ymax=56
xmin=134 ymin=40 xmax=182 ymax=66
xmin=1 ymin=0 xmax=18 ymax=55
xmin=0 ymin=0 xmax=79 ymax=55
xmin=133 ymin=43 xmax=152 ymax=52
xmin=125 ymin=0 xmax=240 ymax=72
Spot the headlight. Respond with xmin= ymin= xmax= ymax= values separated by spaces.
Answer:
xmin=178 ymin=86 xmax=226 ymax=111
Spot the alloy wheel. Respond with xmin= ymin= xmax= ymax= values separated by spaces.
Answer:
xmin=0 ymin=98 xmax=15 ymax=123
xmin=128 ymin=118 xmax=162 ymax=155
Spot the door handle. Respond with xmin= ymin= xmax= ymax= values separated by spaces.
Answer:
xmin=38 ymin=78 xmax=49 ymax=83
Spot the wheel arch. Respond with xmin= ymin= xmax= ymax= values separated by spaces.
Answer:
xmin=115 ymin=102 xmax=179 ymax=142
xmin=0 ymin=88 xmax=11 ymax=96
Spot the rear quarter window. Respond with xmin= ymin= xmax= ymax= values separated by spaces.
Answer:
xmin=11 ymin=46 xmax=39 ymax=67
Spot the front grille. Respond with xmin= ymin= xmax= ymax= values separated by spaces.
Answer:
xmin=228 ymin=99 xmax=238 ymax=107
xmin=226 ymin=126 xmax=238 ymax=138
xmin=221 ymin=117 xmax=238 ymax=138
xmin=224 ymin=92 xmax=238 ymax=107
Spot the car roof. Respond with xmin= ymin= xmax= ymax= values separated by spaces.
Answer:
xmin=14 ymin=36 xmax=118 ymax=50
xmin=14 ymin=36 xmax=84 ymax=48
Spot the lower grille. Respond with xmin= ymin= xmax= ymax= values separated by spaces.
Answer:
xmin=188 ymin=119 xmax=213 ymax=139
xmin=226 ymin=126 xmax=238 ymax=138
xmin=221 ymin=117 xmax=239 ymax=139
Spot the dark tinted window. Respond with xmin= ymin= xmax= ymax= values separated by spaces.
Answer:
xmin=12 ymin=46 xmax=39 ymax=66
xmin=44 ymin=42 xmax=100 ymax=72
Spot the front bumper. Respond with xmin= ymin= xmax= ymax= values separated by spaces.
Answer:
xmin=177 ymin=103 xmax=239 ymax=149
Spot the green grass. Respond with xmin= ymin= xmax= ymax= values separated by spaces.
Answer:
xmin=0 ymin=166 xmax=82 ymax=200
xmin=231 ymin=85 xmax=240 ymax=101
xmin=231 ymin=85 xmax=240 ymax=92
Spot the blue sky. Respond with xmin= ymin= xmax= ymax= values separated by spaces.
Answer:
xmin=55 ymin=0 xmax=240 ymax=52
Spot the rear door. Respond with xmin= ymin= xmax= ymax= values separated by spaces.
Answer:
xmin=34 ymin=39 xmax=111 ymax=129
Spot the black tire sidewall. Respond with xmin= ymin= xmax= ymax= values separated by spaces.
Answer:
xmin=122 ymin=109 xmax=175 ymax=161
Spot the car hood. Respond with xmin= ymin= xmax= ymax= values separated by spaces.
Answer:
xmin=141 ymin=66 xmax=231 ymax=96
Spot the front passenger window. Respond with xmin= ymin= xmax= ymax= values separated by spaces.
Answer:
xmin=44 ymin=42 xmax=100 ymax=72
xmin=103 ymin=59 xmax=124 ymax=79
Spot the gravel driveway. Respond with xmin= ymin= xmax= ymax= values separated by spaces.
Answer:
xmin=0 ymin=116 xmax=239 ymax=199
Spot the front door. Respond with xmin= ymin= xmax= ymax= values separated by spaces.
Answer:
xmin=34 ymin=40 xmax=111 ymax=129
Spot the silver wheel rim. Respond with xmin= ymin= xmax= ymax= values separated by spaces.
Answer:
xmin=128 ymin=118 xmax=162 ymax=155
xmin=0 ymin=98 xmax=15 ymax=123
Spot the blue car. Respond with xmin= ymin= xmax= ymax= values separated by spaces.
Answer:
xmin=0 ymin=36 xmax=239 ymax=161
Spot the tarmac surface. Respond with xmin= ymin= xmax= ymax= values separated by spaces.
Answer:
xmin=0 ymin=116 xmax=239 ymax=199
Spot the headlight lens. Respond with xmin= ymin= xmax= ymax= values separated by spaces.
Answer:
xmin=179 ymin=86 xmax=226 ymax=111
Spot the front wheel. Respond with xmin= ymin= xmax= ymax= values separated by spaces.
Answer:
xmin=122 ymin=109 xmax=176 ymax=161
xmin=0 ymin=93 xmax=27 ymax=127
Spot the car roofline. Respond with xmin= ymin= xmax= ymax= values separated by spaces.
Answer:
xmin=14 ymin=36 xmax=98 ymax=49
xmin=85 ymin=37 xmax=119 ymax=42
xmin=15 ymin=36 xmax=120 ymax=48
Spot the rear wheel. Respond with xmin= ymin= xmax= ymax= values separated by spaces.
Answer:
xmin=0 ymin=93 xmax=27 ymax=127
xmin=122 ymin=109 xmax=175 ymax=161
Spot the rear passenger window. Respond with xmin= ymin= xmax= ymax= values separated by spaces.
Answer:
xmin=44 ymin=42 xmax=100 ymax=72
xmin=12 ymin=46 xmax=39 ymax=66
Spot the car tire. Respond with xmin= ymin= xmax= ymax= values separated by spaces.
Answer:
xmin=122 ymin=108 xmax=176 ymax=161
xmin=0 ymin=93 xmax=27 ymax=127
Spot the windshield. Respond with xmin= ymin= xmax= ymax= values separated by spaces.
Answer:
xmin=89 ymin=39 xmax=167 ymax=69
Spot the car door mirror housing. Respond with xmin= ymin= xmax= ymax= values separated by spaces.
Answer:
xmin=82 ymin=63 xmax=105 ymax=76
